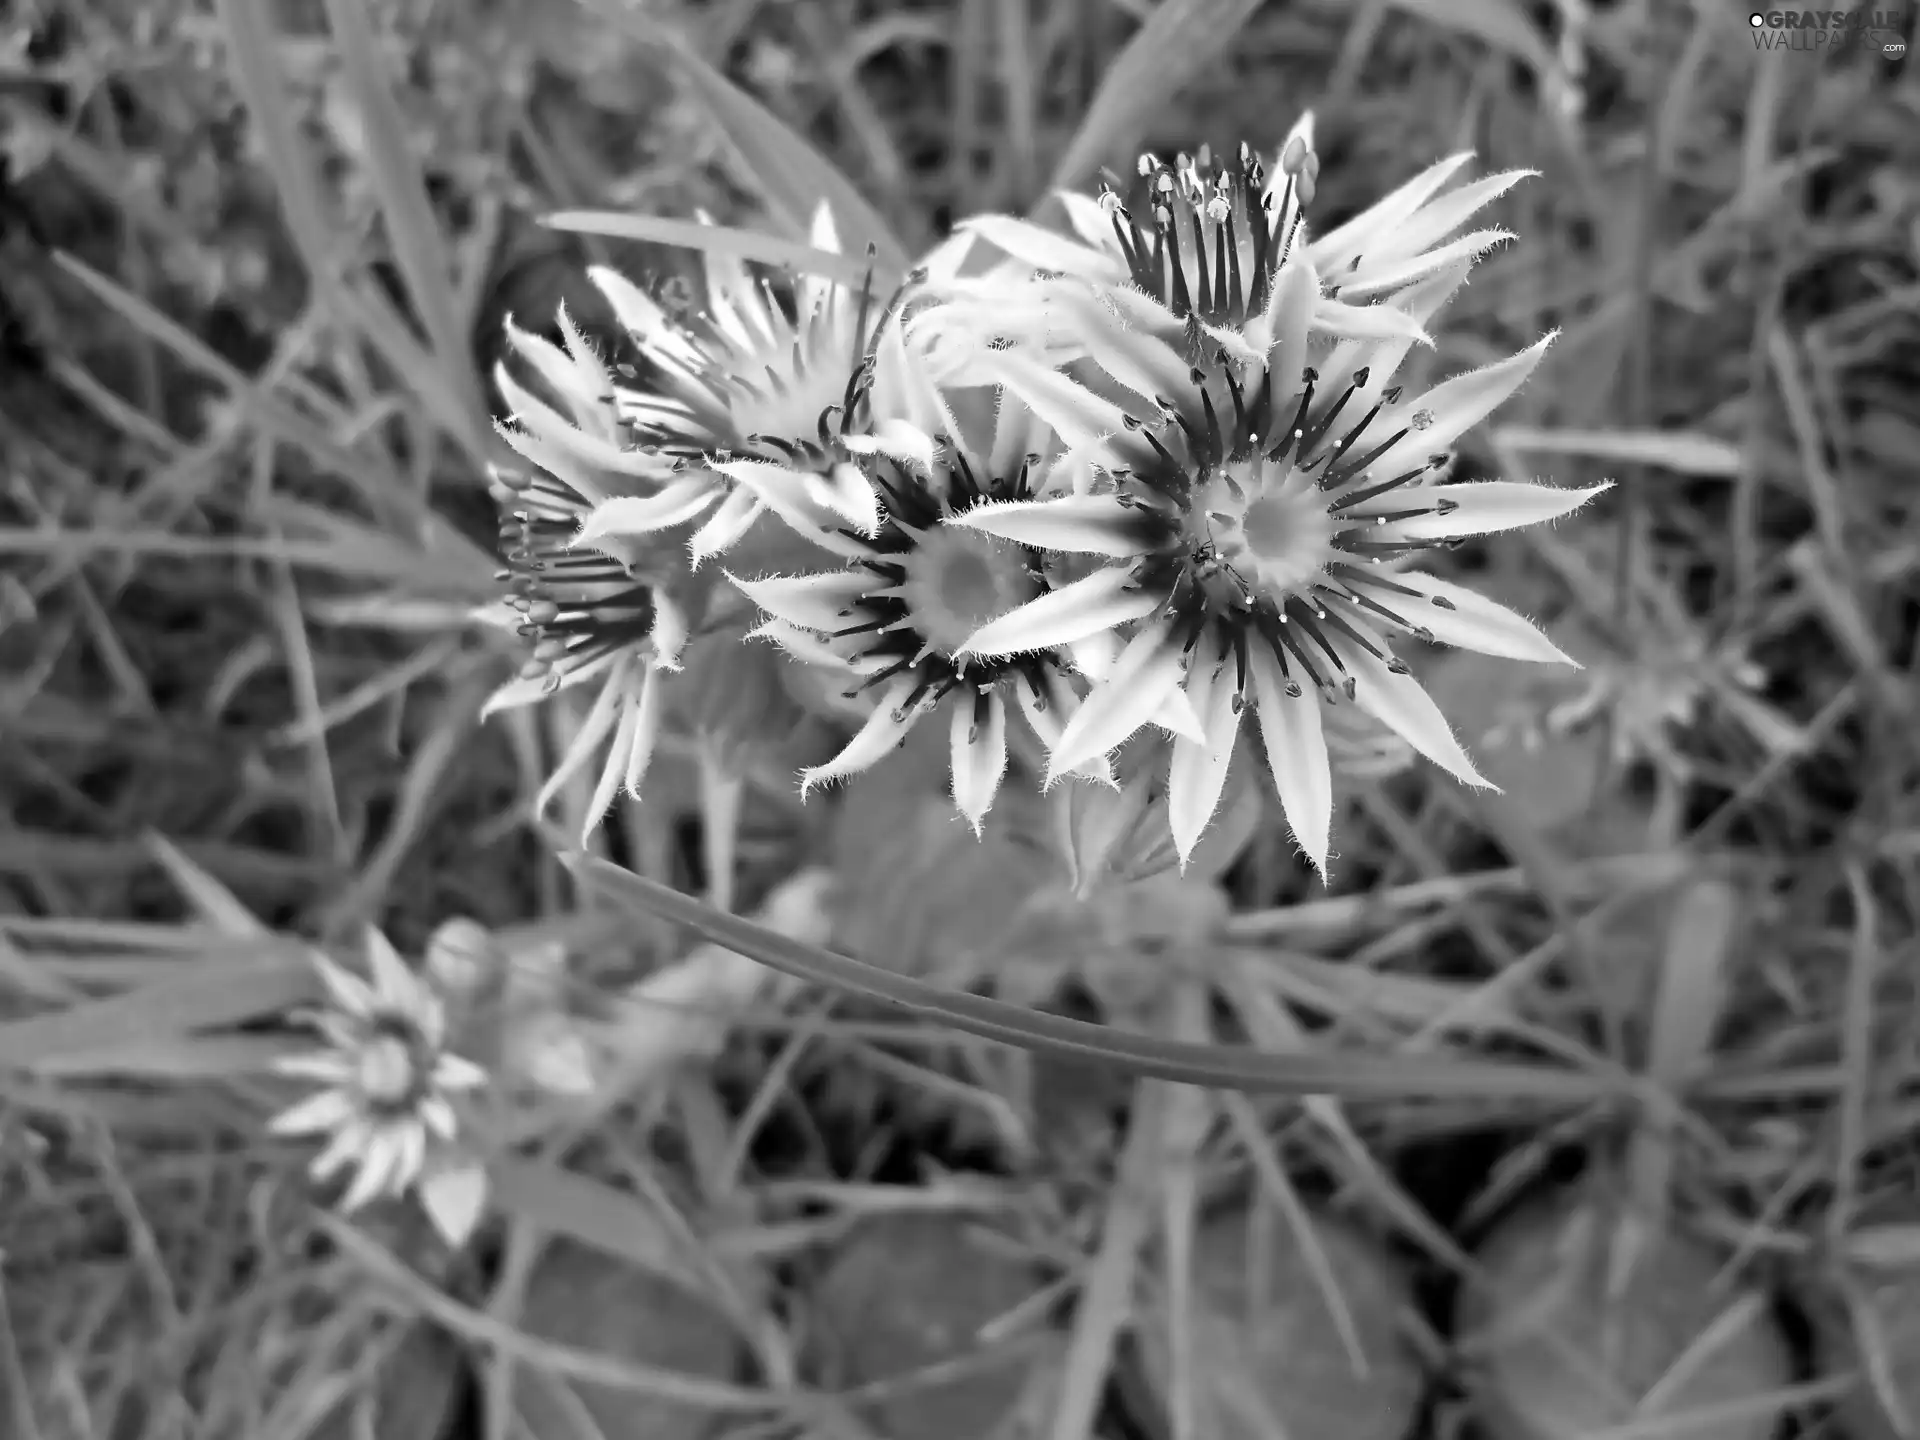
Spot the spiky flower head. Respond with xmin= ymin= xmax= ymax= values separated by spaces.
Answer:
xmin=938 ymin=115 xmax=1531 ymax=358
xmin=481 ymin=454 xmax=691 ymax=838
xmin=550 ymin=204 xmax=961 ymax=566
xmin=729 ymin=391 xmax=1104 ymax=834
xmin=271 ymin=930 xmax=486 ymax=1214
xmin=925 ymin=254 xmax=1609 ymax=875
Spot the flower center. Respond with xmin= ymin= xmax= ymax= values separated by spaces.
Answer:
xmin=1197 ymin=464 xmax=1333 ymax=599
xmin=899 ymin=525 xmax=1036 ymax=658
xmin=355 ymin=1025 xmax=423 ymax=1109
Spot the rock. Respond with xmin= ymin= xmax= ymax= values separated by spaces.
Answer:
xmin=1128 ymin=1202 xmax=1424 ymax=1440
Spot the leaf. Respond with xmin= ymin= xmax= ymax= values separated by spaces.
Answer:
xmin=0 ymin=960 xmax=315 ymax=1071
xmin=488 ymin=1158 xmax=705 ymax=1294
xmin=805 ymin=1214 xmax=1047 ymax=1440
xmin=1045 ymin=0 xmax=1268 ymax=197
xmin=1127 ymin=1203 xmax=1423 ymax=1440
xmin=562 ymin=853 xmax=1633 ymax=1105
xmin=1458 ymin=1180 xmax=1792 ymax=1440
xmin=510 ymin=1236 xmax=747 ymax=1440
xmin=313 ymin=1322 xmax=466 ymax=1440
xmin=573 ymin=0 xmax=907 ymax=269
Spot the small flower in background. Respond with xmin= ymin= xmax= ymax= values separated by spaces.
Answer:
xmin=271 ymin=930 xmax=487 ymax=1229
xmin=927 ymin=251 xmax=1608 ymax=875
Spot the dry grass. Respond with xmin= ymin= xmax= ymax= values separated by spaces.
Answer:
xmin=1 ymin=0 xmax=1917 ymax=1437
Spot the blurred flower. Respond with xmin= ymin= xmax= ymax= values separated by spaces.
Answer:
xmin=729 ymin=396 xmax=1102 ymax=833
xmin=930 ymin=259 xmax=1607 ymax=875
xmin=271 ymin=930 xmax=486 ymax=1218
xmin=930 ymin=116 xmax=1529 ymax=357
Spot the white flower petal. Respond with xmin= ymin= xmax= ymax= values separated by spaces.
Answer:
xmin=1387 ymin=480 xmax=1612 ymax=541
xmin=1247 ymin=646 xmax=1333 ymax=877
xmin=1347 ymin=571 xmax=1575 ymax=664
xmin=948 ymin=495 xmax=1143 ymax=556
xmin=268 ymin=1089 xmax=355 ymax=1137
xmin=1333 ymin=228 xmax=1514 ymax=301
xmin=620 ymin=664 xmax=666 ymax=798
xmin=799 ymin=681 xmax=922 ymax=795
xmin=961 ymin=213 xmax=1118 ymax=278
xmin=272 ymin=1052 xmax=355 ymax=1084
xmin=1310 ymin=152 xmax=1477 ymax=272
xmin=1263 ymin=255 xmax=1318 ymax=388
xmin=977 ymin=350 xmax=1130 ymax=450
xmin=688 ymin=487 xmax=765 ymax=566
xmin=1168 ymin=635 xmax=1241 ymax=865
xmin=728 ymin=570 xmax=871 ymax=633
xmin=533 ymin=662 xmax=630 ymax=817
xmin=709 ymin=460 xmax=868 ymax=557
xmin=433 ymin=1052 xmax=489 ymax=1092
xmin=1046 ymin=621 xmax=1185 ymax=782
xmin=480 ymin=649 xmax=619 ymax=718
xmin=949 ymin=693 xmax=1010 ymax=836
xmin=577 ymin=482 xmax=720 ymax=544
xmin=1344 ymin=644 xmax=1489 ymax=789
xmin=420 ymin=1162 xmax=490 ymax=1248
xmin=364 ymin=929 xmax=416 ymax=1010
xmin=959 ymin=565 xmax=1158 ymax=657
xmin=313 ymin=955 xmax=375 ymax=1017
xmin=309 ymin=1121 xmax=368 ymax=1181
xmin=340 ymin=1131 xmax=404 ymax=1211
xmin=1366 ymin=333 xmax=1556 ymax=479
xmin=805 ymin=462 xmax=880 ymax=536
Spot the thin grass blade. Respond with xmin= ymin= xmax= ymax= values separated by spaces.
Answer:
xmin=542 ymin=212 xmax=895 ymax=290
xmin=564 ymin=854 xmax=1635 ymax=1105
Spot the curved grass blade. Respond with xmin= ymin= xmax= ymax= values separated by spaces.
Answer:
xmin=563 ymin=854 xmax=1633 ymax=1106
xmin=574 ymin=0 xmax=908 ymax=270
xmin=542 ymin=213 xmax=895 ymax=290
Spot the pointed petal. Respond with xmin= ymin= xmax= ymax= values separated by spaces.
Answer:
xmin=806 ymin=461 xmax=880 ymax=536
xmin=1046 ymin=622 xmax=1185 ymax=781
xmin=309 ymin=1121 xmax=368 ymax=1181
xmin=728 ymin=570 xmax=871 ymax=633
xmin=1247 ymin=646 xmax=1333 ymax=877
xmin=1347 ymin=571 xmax=1575 ymax=663
xmin=1263 ymin=255 xmax=1318 ymax=390
xmin=583 ymin=689 xmax=644 ymax=834
xmin=620 ymin=665 xmax=666 ymax=797
xmin=340 ymin=1132 xmax=404 ymax=1211
xmin=433 ymin=1052 xmax=489 ymax=1092
xmin=961 ymin=213 xmax=1118 ymax=277
xmin=1310 ymin=297 xmax=1434 ymax=344
xmin=948 ymin=495 xmax=1145 ymax=557
xmin=577 ymin=481 xmax=720 ymax=543
xmin=1387 ymin=480 xmax=1612 ymax=541
xmin=272 ymin=1052 xmax=355 ymax=1084
xmin=1344 ymin=645 xmax=1489 ymax=788
xmin=314 ymin=954 xmax=375 ymax=1017
xmin=1058 ymin=191 xmax=1119 ymax=250
xmin=949 ymin=693 xmax=1009 ymax=835
xmin=268 ymin=1089 xmax=355 ymax=1137
xmin=959 ymin=565 xmax=1158 ymax=657
xmin=480 ymin=650 xmax=618 ymax=718
xmin=420 ymin=1162 xmax=489 ymax=1247
xmin=1334 ymin=228 xmax=1514 ymax=301
xmin=364 ymin=928 xmax=415 ymax=1010
xmin=974 ymin=350 xmax=1130 ymax=450
xmin=1168 ymin=635 xmax=1241 ymax=864
xmin=709 ymin=460 xmax=867 ymax=557
xmin=799 ymin=681 xmax=922 ymax=794
xmin=688 ymin=487 xmax=764 ymax=565
xmin=1366 ymin=334 xmax=1557 ymax=479
xmin=532 ymin=663 xmax=628 ymax=817
xmin=1310 ymin=153 xmax=1477 ymax=270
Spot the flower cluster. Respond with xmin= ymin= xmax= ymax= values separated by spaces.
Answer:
xmin=484 ymin=119 xmax=1608 ymax=875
